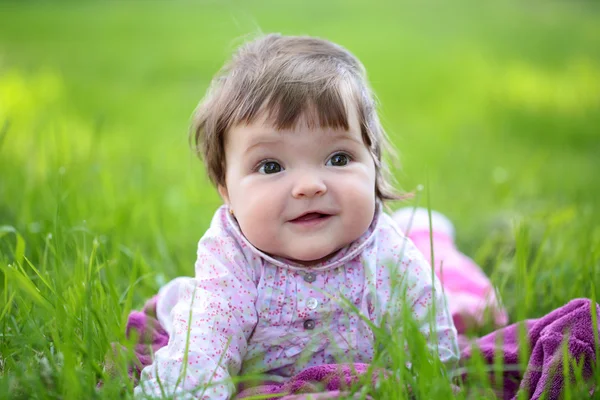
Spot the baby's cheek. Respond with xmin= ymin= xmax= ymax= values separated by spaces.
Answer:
xmin=345 ymin=185 xmax=375 ymax=215
xmin=239 ymin=213 xmax=278 ymax=253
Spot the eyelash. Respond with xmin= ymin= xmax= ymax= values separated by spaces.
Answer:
xmin=327 ymin=151 xmax=353 ymax=165
xmin=252 ymin=151 xmax=354 ymax=173
xmin=253 ymin=159 xmax=282 ymax=174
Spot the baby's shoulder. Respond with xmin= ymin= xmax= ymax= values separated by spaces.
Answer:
xmin=199 ymin=206 xmax=247 ymax=246
xmin=372 ymin=212 xmax=411 ymax=248
xmin=369 ymin=212 xmax=428 ymax=267
xmin=194 ymin=206 xmax=263 ymax=279
xmin=195 ymin=206 xmax=258 ymax=261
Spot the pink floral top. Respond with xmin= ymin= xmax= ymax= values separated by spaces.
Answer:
xmin=135 ymin=206 xmax=459 ymax=399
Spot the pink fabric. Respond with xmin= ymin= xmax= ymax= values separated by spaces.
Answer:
xmin=236 ymin=363 xmax=378 ymax=399
xmin=407 ymin=229 xmax=508 ymax=333
xmin=134 ymin=206 xmax=459 ymax=399
xmin=123 ymin=296 xmax=165 ymax=384
xmin=126 ymin=298 xmax=599 ymax=400
xmin=461 ymin=298 xmax=599 ymax=399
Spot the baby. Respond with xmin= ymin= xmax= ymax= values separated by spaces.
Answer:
xmin=135 ymin=34 xmax=460 ymax=399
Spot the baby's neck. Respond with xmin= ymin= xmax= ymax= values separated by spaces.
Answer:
xmin=276 ymin=247 xmax=345 ymax=267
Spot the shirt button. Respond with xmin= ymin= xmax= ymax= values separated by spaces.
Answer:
xmin=303 ymin=319 xmax=315 ymax=330
xmin=303 ymin=272 xmax=316 ymax=283
xmin=306 ymin=297 xmax=318 ymax=310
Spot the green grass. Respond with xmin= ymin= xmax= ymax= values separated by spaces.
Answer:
xmin=0 ymin=0 xmax=599 ymax=398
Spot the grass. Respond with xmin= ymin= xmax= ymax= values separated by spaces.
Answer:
xmin=0 ymin=0 xmax=599 ymax=398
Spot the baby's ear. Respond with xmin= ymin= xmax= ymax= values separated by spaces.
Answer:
xmin=218 ymin=184 xmax=230 ymax=205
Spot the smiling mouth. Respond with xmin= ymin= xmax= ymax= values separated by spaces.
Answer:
xmin=290 ymin=212 xmax=332 ymax=223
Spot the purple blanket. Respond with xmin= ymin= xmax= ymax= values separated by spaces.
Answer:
xmin=460 ymin=298 xmax=598 ymax=399
xmin=124 ymin=298 xmax=599 ymax=399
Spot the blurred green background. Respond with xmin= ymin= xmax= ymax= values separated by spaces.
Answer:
xmin=0 ymin=1 xmax=599 ymax=396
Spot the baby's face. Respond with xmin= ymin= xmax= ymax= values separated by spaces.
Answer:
xmin=219 ymin=109 xmax=376 ymax=265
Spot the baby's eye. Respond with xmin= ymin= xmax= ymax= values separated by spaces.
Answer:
xmin=326 ymin=153 xmax=350 ymax=167
xmin=258 ymin=161 xmax=283 ymax=174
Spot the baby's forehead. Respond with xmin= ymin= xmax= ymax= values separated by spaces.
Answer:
xmin=228 ymin=116 xmax=364 ymax=153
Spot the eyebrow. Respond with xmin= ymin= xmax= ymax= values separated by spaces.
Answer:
xmin=244 ymin=135 xmax=283 ymax=153
xmin=244 ymin=131 xmax=363 ymax=153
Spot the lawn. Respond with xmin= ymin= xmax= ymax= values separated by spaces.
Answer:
xmin=1 ymin=0 xmax=599 ymax=398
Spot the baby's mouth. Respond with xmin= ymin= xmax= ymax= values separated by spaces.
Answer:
xmin=290 ymin=212 xmax=331 ymax=223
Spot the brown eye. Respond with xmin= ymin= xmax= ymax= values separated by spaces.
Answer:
xmin=327 ymin=153 xmax=350 ymax=167
xmin=258 ymin=161 xmax=282 ymax=174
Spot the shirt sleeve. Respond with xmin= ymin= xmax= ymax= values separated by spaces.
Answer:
xmin=396 ymin=238 xmax=460 ymax=369
xmin=135 ymin=234 xmax=258 ymax=399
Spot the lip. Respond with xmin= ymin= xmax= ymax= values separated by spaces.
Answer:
xmin=288 ymin=210 xmax=335 ymax=227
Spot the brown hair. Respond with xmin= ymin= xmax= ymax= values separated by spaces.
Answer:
xmin=191 ymin=33 xmax=401 ymax=201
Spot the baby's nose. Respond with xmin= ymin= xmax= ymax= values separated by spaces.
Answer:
xmin=291 ymin=172 xmax=327 ymax=198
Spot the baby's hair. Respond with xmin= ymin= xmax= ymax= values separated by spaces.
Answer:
xmin=191 ymin=33 xmax=401 ymax=202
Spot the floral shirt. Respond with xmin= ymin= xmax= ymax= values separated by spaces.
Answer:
xmin=135 ymin=206 xmax=459 ymax=399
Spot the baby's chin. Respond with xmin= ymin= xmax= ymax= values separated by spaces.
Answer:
xmin=275 ymin=245 xmax=346 ymax=266
xmin=248 ymin=233 xmax=355 ymax=266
